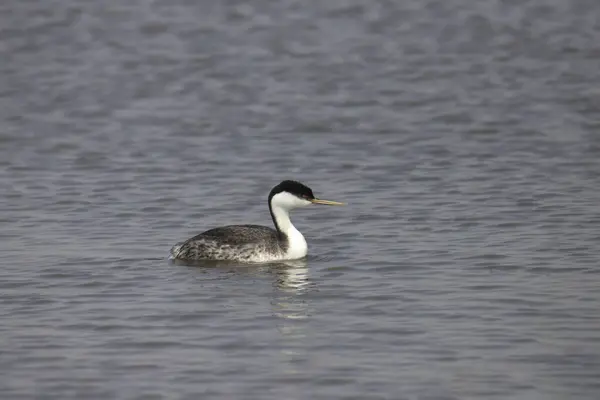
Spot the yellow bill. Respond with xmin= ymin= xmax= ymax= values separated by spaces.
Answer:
xmin=311 ymin=198 xmax=345 ymax=206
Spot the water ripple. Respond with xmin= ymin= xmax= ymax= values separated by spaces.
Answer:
xmin=2 ymin=0 xmax=600 ymax=399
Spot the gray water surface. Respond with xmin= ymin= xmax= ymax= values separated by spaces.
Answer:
xmin=2 ymin=0 xmax=600 ymax=399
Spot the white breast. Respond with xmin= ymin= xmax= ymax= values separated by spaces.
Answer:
xmin=284 ymin=226 xmax=308 ymax=260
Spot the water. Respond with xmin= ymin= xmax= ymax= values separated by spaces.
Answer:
xmin=2 ymin=0 xmax=600 ymax=398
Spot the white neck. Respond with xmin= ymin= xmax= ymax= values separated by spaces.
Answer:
xmin=270 ymin=193 xmax=309 ymax=260
xmin=271 ymin=204 xmax=307 ymax=259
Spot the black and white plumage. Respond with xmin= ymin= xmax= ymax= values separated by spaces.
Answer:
xmin=169 ymin=180 xmax=344 ymax=263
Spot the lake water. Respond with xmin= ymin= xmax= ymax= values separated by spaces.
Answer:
xmin=1 ymin=0 xmax=600 ymax=399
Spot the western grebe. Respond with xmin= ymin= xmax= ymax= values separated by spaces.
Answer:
xmin=169 ymin=180 xmax=344 ymax=262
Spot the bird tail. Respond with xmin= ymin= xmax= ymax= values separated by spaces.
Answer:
xmin=169 ymin=242 xmax=183 ymax=259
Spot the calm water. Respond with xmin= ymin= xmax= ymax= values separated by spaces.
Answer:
xmin=2 ymin=0 xmax=600 ymax=399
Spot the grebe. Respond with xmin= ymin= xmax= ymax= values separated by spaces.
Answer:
xmin=169 ymin=180 xmax=344 ymax=262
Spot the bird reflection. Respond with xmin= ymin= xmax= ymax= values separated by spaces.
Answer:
xmin=270 ymin=259 xmax=310 ymax=294
xmin=171 ymin=257 xmax=311 ymax=294
xmin=172 ymin=257 xmax=312 ymax=323
xmin=173 ymin=257 xmax=312 ymax=373
xmin=268 ymin=259 xmax=311 ymax=375
xmin=269 ymin=259 xmax=311 ymax=325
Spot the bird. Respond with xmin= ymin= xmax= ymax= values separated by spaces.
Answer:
xmin=169 ymin=180 xmax=344 ymax=263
